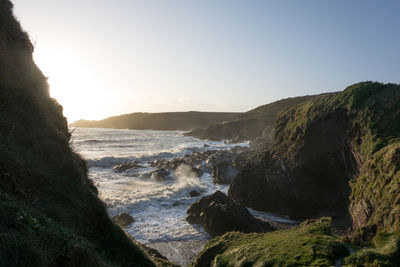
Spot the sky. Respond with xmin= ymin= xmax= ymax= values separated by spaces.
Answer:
xmin=12 ymin=0 xmax=400 ymax=122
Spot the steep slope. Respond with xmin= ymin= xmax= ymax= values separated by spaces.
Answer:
xmin=192 ymin=82 xmax=400 ymax=266
xmin=0 ymin=1 xmax=168 ymax=265
xmin=71 ymin=111 xmax=241 ymax=131
xmin=229 ymin=82 xmax=400 ymax=235
xmin=186 ymin=95 xmax=317 ymax=143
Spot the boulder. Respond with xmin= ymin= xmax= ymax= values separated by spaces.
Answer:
xmin=186 ymin=191 xmax=274 ymax=237
xmin=113 ymin=161 xmax=144 ymax=173
xmin=150 ymin=168 xmax=171 ymax=182
xmin=112 ymin=212 xmax=134 ymax=227
xmin=212 ymin=161 xmax=239 ymax=184
xmin=189 ymin=190 xmax=201 ymax=197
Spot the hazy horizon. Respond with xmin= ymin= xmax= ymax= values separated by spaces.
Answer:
xmin=12 ymin=0 xmax=400 ymax=122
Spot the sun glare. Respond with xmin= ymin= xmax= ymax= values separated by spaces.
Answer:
xmin=33 ymin=48 xmax=110 ymax=122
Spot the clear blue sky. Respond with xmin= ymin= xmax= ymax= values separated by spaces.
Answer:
xmin=12 ymin=0 xmax=400 ymax=122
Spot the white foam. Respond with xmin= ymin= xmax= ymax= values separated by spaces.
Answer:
xmin=72 ymin=128 xmax=247 ymax=243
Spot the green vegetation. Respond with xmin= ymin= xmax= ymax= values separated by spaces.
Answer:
xmin=191 ymin=218 xmax=400 ymax=267
xmin=0 ymin=1 xmax=172 ymax=265
xmin=274 ymin=82 xmax=400 ymax=232
xmin=71 ymin=111 xmax=241 ymax=131
xmin=345 ymin=231 xmax=400 ymax=266
xmin=191 ymin=218 xmax=348 ymax=266
xmin=216 ymin=82 xmax=400 ymax=266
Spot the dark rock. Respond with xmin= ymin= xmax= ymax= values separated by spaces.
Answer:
xmin=151 ymin=168 xmax=171 ymax=182
xmin=166 ymin=158 xmax=188 ymax=170
xmin=228 ymin=108 xmax=354 ymax=220
xmin=186 ymin=191 xmax=274 ymax=236
xmin=203 ymin=144 xmax=210 ymax=148
xmin=113 ymin=161 xmax=144 ymax=173
xmin=212 ymin=161 xmax=239 ymax=184
xmin=191 ymin=166 xmax=203 ymax=177
xmin=112 ymin=213 xmax=134 ymax=227
xmin=189 ymin=190 xmax=200 ymax=197
xmin=141 ymin=245 xmax=169 ymax=261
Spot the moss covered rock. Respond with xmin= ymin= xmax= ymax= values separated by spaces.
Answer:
xmin=191 ymin=218 xmax=348 ymax=266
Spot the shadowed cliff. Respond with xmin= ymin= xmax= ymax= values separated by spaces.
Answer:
xmin=230 ymin=82 xmax=400 ymax=234
xmin=0 ymin=1 xmax=173 ymax=266
xmin=193 ymin=82 xmax=400 ymax=266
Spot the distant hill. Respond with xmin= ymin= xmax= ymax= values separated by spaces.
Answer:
xmin=70 ymin=111 xmax=242 ymax=131
xmin=186 ymin=95 xmax=321 ymax=143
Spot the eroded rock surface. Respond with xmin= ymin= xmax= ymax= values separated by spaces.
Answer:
xmin=186 ymin=191 xmax=273 ymax=236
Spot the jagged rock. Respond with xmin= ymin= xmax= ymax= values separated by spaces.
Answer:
xmin=151 ymin=168 xmax=171 ymax=182
xmin=113 ymin=161 xmax=144 ymax=173
xmin=189 ymin=190 xmax=200 ymax=197
xmin=186 ymin=191 xmax=274 ymax=236
xmin=166 ymin=158 xmax=188 ymax=170
xmin=112 ymin=213 xmax=134 ymax=227
xmin=212 ymin=161 xmax=239 ymax=184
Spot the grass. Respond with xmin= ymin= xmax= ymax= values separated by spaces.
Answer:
xmin=191 ymin=218 xmax=348 ymax=267
xmin=344 ymin=230 xmax=400 ymax=266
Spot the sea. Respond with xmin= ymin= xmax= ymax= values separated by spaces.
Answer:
xmin=71 ymin=127 xmax=250 ymax=244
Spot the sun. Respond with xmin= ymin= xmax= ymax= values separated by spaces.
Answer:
xmin=33 ymin=47 xmax=109 ymax=122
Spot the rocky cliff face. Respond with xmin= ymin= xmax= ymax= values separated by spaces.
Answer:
xmin=0 ymin=1 xmax=168 ymax=265
xmin=229 ymin=82 xmax=400 ymax=235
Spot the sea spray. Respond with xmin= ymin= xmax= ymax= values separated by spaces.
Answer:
xmin=72 ymin=127 xmax=247 ymax=243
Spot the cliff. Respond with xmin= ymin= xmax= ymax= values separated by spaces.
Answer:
xmin=186 ymin=95 xmax=317 ymax=143
xmin=192 ymin=82 xmax=400 ymax=266
xmin=0 ymin=1 xmax=172 ymax=265
xmin=71 ymin=111 xmax=241 ymax=131
xmin=229 ymin=82 xmax=400 ymax=233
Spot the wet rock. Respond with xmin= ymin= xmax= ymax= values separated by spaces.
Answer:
xmin=166 ymin=158 xmax=188 ymax=170
xmin=151 ymin=168 xmax=171 ymax=182
xmin=189 ymin=190 xmax=200 ymax=197
xmin=148 ymin=159 xmax=167 ymax=168
xmin=186 ymin=191 xmax=273 ymax=236
xmin=112 ymin=212 xmax=134 ymax=227
xmin=212 ymin=161 xmax=239 ymax=184
xmin=113 ymin=161 xmax=144 ymax=173
xmin=191 ymin=166 xmax=203 ymax=177
xmin=203 ymin=144 xmax=210 ymax=148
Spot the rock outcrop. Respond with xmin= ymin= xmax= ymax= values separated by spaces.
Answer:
xmin=186 ymin=191 xmax=274 ymax=236
xmin=211 ymin=161 xmax=239 ymax=184
xmin=113 ymin=161 xmax=144 ymax=172
xmin=229 ymin=82 xmax=400 ymax=237
xmin=112 ymin=212 xmax=135 ymax=227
